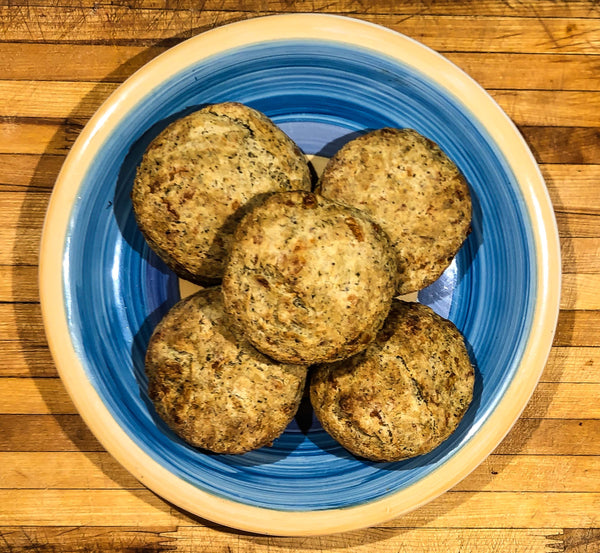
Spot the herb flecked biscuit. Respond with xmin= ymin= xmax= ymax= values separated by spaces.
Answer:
xmin=310 ymin=301 xmax=475 ymax=461
xmin=132 ymin=102 xmax=312 ymax=284
xmin=317 ymin=128 xmax=472 ymax=294
xmin=222 ymin=190 xmax=399 ymax=365
xmin=145 ymin=287 xmax=308 ymax=454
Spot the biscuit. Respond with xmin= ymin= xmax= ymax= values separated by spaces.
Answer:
xmin=310 ymin=301 xmax=474 ymax=461
xmin=222 ymin=190 xmax=399 ymax=365
xmin=132 ymin=102 xmax=312 ymax=284
xmin=145 ymin=287 xmax=308 ymax=454
xmin=317 ymin=128 xmax=472 ymax=294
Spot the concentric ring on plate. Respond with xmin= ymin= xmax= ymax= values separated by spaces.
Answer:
xmin=39 ymin=14 xmax=560 ymax=536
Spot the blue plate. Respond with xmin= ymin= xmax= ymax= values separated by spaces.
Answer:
xmin=40 ymin=14 xmax=560 ymax=535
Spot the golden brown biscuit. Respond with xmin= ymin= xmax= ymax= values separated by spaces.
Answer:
xmin=310 ymin=301 xmax=475 ymax=461
xmin=132 ymin=102 xmax=312 ymax=284
xmin=222 ymin=191 xmax=399 ymax=365
xmin=145 ymin=287 xmax=308 ymax=454
xmin=317 ymin=128 xmax=472 ymax=294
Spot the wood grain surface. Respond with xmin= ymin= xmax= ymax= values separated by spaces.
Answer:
xmin=0 ymin=1 xmax=599 ymax=552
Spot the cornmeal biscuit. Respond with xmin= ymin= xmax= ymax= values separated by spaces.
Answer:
xmin=132 ymin=102 xmax=312 ymax=284
xmin=317 ymin=128 xmax=472 ymax=294
xmin=145 ymin=287 xmax=308 ymax=454
xmin=310 ymin=301 xmax=475 ymax=461
xmin=222 ymin=191 xmax=399 ymax=365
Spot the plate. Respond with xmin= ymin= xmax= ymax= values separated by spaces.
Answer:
xmin=39 ymin=14 xmax=561 ymax=536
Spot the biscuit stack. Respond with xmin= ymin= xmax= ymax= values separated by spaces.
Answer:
xmin=133 ymin=102 xmax=474 ymax=461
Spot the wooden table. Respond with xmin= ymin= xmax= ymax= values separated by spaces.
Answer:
xmin=1 ymin=1 xmax=599 ymax=551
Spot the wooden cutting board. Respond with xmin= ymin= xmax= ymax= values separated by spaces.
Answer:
xmin=0 ymin=1 xmax=599 ymax=551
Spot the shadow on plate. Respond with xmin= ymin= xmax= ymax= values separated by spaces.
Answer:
xmin=313 ymin=129 xmax=369 ymax=159
xmin=417 ymin=183 xmax=483 ymax=320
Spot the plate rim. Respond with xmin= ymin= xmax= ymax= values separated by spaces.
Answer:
xmin=39 ymin=13 xmax=561 ymax=536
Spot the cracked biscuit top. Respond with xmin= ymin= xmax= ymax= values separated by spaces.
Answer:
xmin=317 ymin=128 xmax=472 ymax=294
xmin=222 ymin=190 xmax=399 ymax=365
xmin=131 ymin=102 xmax=311 ymax=284
xmin=145 ymin=287 xmax=307 ymax=454
xmin=310 ymin=300 xmax=475 ymax=461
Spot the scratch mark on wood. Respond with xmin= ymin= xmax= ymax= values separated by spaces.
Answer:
xmin=0 ymin=526 xmax=180 ymax=552
xmin=528 ymin=3 xmax=564 ymax=52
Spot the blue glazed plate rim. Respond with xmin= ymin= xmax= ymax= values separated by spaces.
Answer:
xmin=39 ymin=14 xmax=561 ymax=536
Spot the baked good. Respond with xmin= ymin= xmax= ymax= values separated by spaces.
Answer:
xmin=132 ymin=102 xmax=312 ymax=284
xmin=145 ymin=287 xmax=308 ymax=454
xmin=317 ymin=128 xmax=472 ymax=294
xmin=222 ymin=190 xmax=399 ymax=365
xmin=310 ymin=300 xmax=475 ymax=461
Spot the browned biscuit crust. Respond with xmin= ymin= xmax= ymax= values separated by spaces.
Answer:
xmin=222 ymin=191 xmax=399 ymax=365
xmin=310 ymin=301 xmax=475 ymax=461
xmin=145 ymin=287 xmax=308 ymax=454
xmin=317 ymin=128 xmax=472 ymax=294
xmin=132 ymin=102 xmax=312 ymax=284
